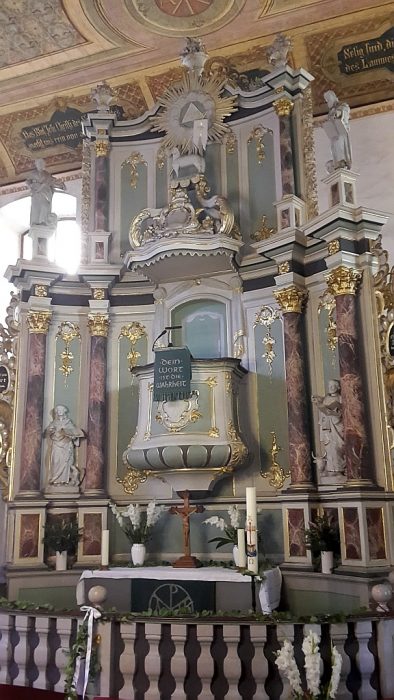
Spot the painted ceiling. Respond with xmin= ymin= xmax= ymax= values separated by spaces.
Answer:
xmin=0 ymin=0 xmax=393 ymax=184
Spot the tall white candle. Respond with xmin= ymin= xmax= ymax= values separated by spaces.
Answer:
xmin=245 ymin=487 xmax=258 ymax=574
xmin=101 ymin=529 xmax=109 ymax=567
xmin=237 ymin=528 xmax=246 ymax=568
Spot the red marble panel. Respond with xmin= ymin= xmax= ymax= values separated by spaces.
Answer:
xmin=335 ymin=294 xmax=370 ymax=481
xmin=94 ymin=156 xmax=109 ymax=231
xmin=343 ymin=507 xmax=362 ymax=560
xmin=19 ymin=513 xmax=40 ymax=559
xmin=20 ymin=333 xmax=47 ymax=491
xmin=82 ymin=513 xmax=102 ymax=556
xmin=86 ymin=336 xmax=107 ymax=490
xmin=279 ymin=116 xmax=295 ymax=195
xmin=366 ymin=508 xmax=386 ymax=560
xmin=283 ymin=313 xmax=313 ymax=485
xmin=288 ymin=508 xmax=307 ymax=557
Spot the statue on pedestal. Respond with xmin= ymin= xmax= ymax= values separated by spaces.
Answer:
xmin=312 ymin=380 xmax=345 ymax=476
xmin=45 ymin=405 xmax=84 ymax=486
xmin=322 ymin=91 xmax=352 ymax=172
xmin=27 ymin=159 xmax=65 ymax=227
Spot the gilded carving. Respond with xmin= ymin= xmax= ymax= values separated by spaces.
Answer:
xmin=273 ymin=97 xmax=294 ymax=117
xmin=92 ymin=288 xmax=105 ymax=300
xmin=122 ymin=152 xmax=147 ymax=189
xmin=0 ymin=292 xmax=20 ymax=500
xmin=247 ymin=125 xmax=273 ymax=164
xmin=94 ymin=140 xmax=109 ymax=157
xmin=274 ymin=285 xmax=308 ymax=314
xmin=302 ymin=84 xmax=319 ymax=220
xmin=56 ymin=321 xmax=81 ymax=384
xmin=318 ymin=289 xmax=338 ymax=353
xmin=227 ymin=420 xmax=248 ymax=468
xmin=119 ymin=322 xmax=147 ymax=372
xmin=155 ymin=392 xmax=202 ymax=433
xmin=278 ymin=262 xmax=290 ymax=275
xmin=251 ymin=215 xmax=275 ymax=242
xmin=328 ymin=239 xmax=340 ymax=255
xmin=27 ymin=310 xmax=51 ymax=334
xmin=254 ymin=305 xmax=280 ymax=376
xmin=34 ymin=285 xmax=48 ymax=297
xmin=81 ymin=139 xmax=92 ymax=264
xmin=117 ymin=467 xmax=151 ymax=495
xmin=87 ymin=314 xmax=109 ymax=337
xmin=372 ymin=235 xmax=394 ymax=433
xmin=261 ymin=432 xmax=290 ymax=490
xmin=325 ymin=265 xmax=362 ymax=297
xmin=225 ymin=130 xmax=237 ymax=154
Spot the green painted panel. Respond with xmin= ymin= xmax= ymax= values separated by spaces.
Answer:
xmin=247 ymin=134 xmax=276 ymax=243
xmin=172 ymin=300 xmax=227 ymax=359
xmin=120 ymin=160 xmax=148 ymax=256
xmin=156 ymin=157 xmax=168 ymax=208
xmin=205 ymin=143 xmax=222 ymax=193
xmin=286 ymin=589 xmax=360 ymax=616
xmin=318 ymin=309 xmax=340 ymax=386
xmin=226 ymin=147 xmax=240 ymax=224
xmin=117 ymin=333 xmax=148 ymax=476
xmin=254 ymin=317 xmax=289 ymax=473
xmin=18 ymin=586 xmax=76 ymax=608
xmin=53 ymin=335 xmax=81 ymax=420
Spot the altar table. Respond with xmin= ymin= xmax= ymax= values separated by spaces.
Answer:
xmin=77 ymin=566 xmax=255 ymax=613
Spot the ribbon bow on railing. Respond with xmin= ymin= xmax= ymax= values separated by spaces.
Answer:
xmin=73 ymin=605 xmax=102 ymax=698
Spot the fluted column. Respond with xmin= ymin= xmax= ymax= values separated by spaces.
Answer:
xmin=20 ymin=310 xmax=51 ymax=492
xmin=274 ymin=285 xmax=313 ymax=488
xmin=94 ymin=139 xmax=110 ymax=231
xmin=86 ymin=313 xmax=109 ymax=492
xmin=273 ymin=96 xmax=295 ymax=195
xmin=326 ymin=265 xmax=372 ymax=484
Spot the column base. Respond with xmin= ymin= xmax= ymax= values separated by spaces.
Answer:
xmin=344 ymin=478 xmax=378 ymax=490
xmin=287 ymin=481 xmax=316 ymax=492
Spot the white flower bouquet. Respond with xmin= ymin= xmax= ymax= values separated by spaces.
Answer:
xmin=203 ymin=505 xmax=244 ymax=548
xmin=275 ymin=630 xmax=342 ymax=699
xmin=110 ymin=501 xmax=166 ymax=544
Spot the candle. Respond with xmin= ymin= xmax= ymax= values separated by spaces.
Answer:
xmin=246 ymin=487 xmax=258 ymax=574
xmin=237 ymin=528 xmax=246 ymax=568
xmin=101 ymin=529 xmax=109 ymax=567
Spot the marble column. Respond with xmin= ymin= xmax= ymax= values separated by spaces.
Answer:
xmin=86 ymin=313 xmax=109 ymax=492
xmin=274 ymin=285 xmax=313 ymax=488
xmin=20 ymin=310 xmax=51 ymax=492
xmin=94 ymin=140 xmax=109 ymax=231
xmin=326 ymin=266 xmax=371 ymax=483
xmin=273 ymin=97 xmax=295 ymax=195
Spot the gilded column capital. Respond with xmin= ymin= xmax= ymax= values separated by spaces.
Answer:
xmin=325 ymin=265 xmax=362 ymax=296
xmin=94 ymin=139 xmax=110 ymax=157
xmin=27 ymin=310 xmax=52 ymax=334
xmin=273 ymin=97 xmax=294 ymax=117
xmin=274 ymin=285 xmax=308 ymax=313
xmin=88 ymin=313 xmax=109 ymax=337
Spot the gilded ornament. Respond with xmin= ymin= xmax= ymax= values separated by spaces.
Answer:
xmin=278 ymin=262 xmax=290 ymax=275
xmin=247 ymin=125 xmax=273 ymax=164
xmin=251 ymin=215 xmax=275 ymax=242
xmin=92 ymin=288 xmax=105 ymax=300
xmin=205 ymin=376 xmax=218 ymax=388
xmin=325 ymin=266 xmax=362 ymax=296
xmin=208 ymin=427 xmax=220 ymax=438
xmin=81 ymin=140 xmax=92 ymax=264
xmin=318 ymin=290 xmax=337 ymax=353
xmin=119 ymin=322 xmax=147 ymax=372
xmin=27 ymin=310 xmax=51 ymax=334
xmin=56 ymin=321 xmax=81 ymax=385
xmin=225 ymin=130 xmax=237 ymax=154
xmin=117 ymin=467 xmax=151 ymax=495
xmin=0 ymin=292 xmax=19 ymax=501
xmin=156 ymin=146 xmax=166 ymax=170
xmin=274 ymin=286 xmax=308 ymax=313
xmin=34 ymin=285 xmax=48 ymax=297
xmin=254 ymin=305 xmax=280 ymax=376
xmin=195 ymin=175 xmax=211 ymax=198
xmin=261 ymin=432 xmax=290 ymax=490
xmin=226 ymin=420 xmax=249 ymax=468
xmin=87 ymin=314 xmax=109 ymax=337
xmin=302 ymin=85 xmax=319 ymax=220
xmin=273 ymin=97 xmax=294 ymax=117
xmin=233 ymin=329 xmax=245 ymax=359
xmin=122 ymin=152 xmax=147 ymax=189
xmin=94 ymin=140 xmax=109 ymax=157
xmin=328 ymin=239 xmax=340 ymax=255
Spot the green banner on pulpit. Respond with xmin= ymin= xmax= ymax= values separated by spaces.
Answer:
xmin=153 ymin=346 xmax=192 ymax=402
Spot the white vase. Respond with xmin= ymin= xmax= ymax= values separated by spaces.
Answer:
xmin=258 ymin=567 xmax=282 ymax=614
xmin=55 ymin=550 xmax=68 ymax=571
xmin=131 ymin=543 xmax=146 ymax=566
xmin=321 ymin=551 xmax=334 ymax=574
xmin=233 ymin=545 xmax=239 ymax=567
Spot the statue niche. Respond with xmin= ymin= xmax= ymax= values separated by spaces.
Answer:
xmin=44 ymin=405 xmax=85 ymax=491
xmin=312 ymin=380 xmax=346 ymax=484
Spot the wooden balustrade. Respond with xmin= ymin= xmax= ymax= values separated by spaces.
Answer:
xmin=0 ymin=611 xmax=393 ymax=698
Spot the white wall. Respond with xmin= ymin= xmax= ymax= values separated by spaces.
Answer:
xmin=314 ymin=110 xmax=394 ymax=261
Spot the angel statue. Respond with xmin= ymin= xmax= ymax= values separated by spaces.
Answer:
xmin=45 ymin=405 xmax=84 ymax=486
xmin=322 ymin=91 xmax=352 ymax=172
xmin=312 ymin=380 xmax=345 ymax=476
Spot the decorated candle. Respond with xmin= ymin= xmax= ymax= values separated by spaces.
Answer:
xmin=101 ymin=529 xmax=109 ymax=567
xmin=246 ymin=486 xmax=258 ymax=574
xmin=237 ymin=528 xmax=246 ymax=568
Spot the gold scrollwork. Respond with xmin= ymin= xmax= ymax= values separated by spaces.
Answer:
xmin=251 ymin=215 xmax=275 ymax=242
xmin=254 ymin=305 xmax=280 ymax=376
xmin=302 ymin=84 xmax=319 ymax=221
xmin=117 ymin=467 xmax=151 ymax=495
xmin=278 ymin=262 xmax=290 ymax=275
xmin=87 ymin=314 xmax=109 ymax=337
xmin=318 ymin=289 xmax=337 ymax=354
xmin=273 ymin=97 xmax=294 ymax=117
xmin=274 ymin=285 xmax=308 ymax=314
xmin=0 ymin=292 xmax=20 ymax=500
xmin=27 ymin=310 xmax=51 ymax=334
xmin=56 ymin=321 xmax=81 ymax=384
xmin=119 ymin=322 xmax=147 ymax=372
xmin=325 ymin=265 xmax=362 ymax=297
xmin=122 ymin=152 xmax=147 ymax=189
xmin=372 ymin=236 xmax=394 ymax=435
xmin=247 ymin=125 xmax=273 ymax=164
xmin=225 ymin=130 xmax=237 ymax=154
xmin=227 ymin=420 xmax=248 ymax=468
xmin=261 ymin=432 xmax=290 ymax=490
xmin=34 ymin=285 xmax=48 ymax=297
xmin=92 ymin=288 xmax=105 ymax=300
xmin=328 ymin=239 xmax=340 ymax=256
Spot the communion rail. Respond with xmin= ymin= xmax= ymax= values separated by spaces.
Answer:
xmin=1 ymin=611 xmax=394 ymax=699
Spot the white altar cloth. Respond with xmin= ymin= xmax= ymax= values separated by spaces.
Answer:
xmin=77 ymin=566 xmax=252 ymax=606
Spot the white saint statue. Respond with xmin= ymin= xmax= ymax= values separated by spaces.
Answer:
xmin=45 ymin=405 xmax=84 ymax=486
xmin=323 ymin=91 xmax=352 ymax=171
xmin=26 ymin=158 xmax=65 ymax=227
xmin=312 ymin=380 xmax=345 ymax=475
